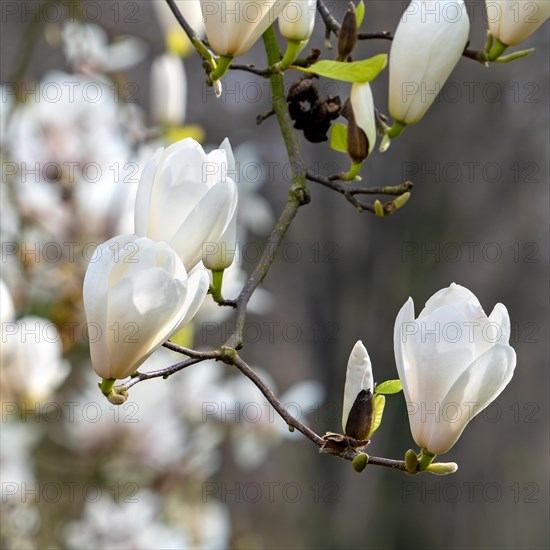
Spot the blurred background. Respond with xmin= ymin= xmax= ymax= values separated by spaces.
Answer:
xmin=0 ymin=1 xmax=548 ymax=549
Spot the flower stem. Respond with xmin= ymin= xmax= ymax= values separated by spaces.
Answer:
xmin=211 ymin=55 xmax=233 ymax=81
xmin=418 ymin=448 xmax=436 ymax=471
xmin=272 ymin=39 xmax=306 ymax=72
xmin=210 ymin=270 xmax=225 ymax=302
xmin=100 ymin=378 xmax=116 ymax=395
xmin=386 ymin=121 xmax=406 ymax=139
xmin=486 ymin=39 xmax=508 ymax=61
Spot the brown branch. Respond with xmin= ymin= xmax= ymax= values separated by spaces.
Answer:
xmin=317 ymin=0 xmax=341 ymax=36
xmin=119 ymin=344 xmax=407 ymax=471
xmin=164 ymin=0 xmax=215 ymax=69
xmin=307 ymin=172 xmax=413 ymax=214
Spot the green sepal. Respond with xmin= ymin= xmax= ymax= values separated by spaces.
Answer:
xmin=374 ymin=379 xmax=402 ymax=395
xmin=292 ymin=55 xmax=387 ymax=83
xmin=493 ymin=48 xmax=534 ymax=64
xmin=356 ymin=1 xmax=366 ymax=27
xmin=425 ymin=462 xmax=458 ymax=475
xmin=330 ymin=123 xmax=348 ymax=153
xmin=367 ymin=394 xmax=385 ymax=439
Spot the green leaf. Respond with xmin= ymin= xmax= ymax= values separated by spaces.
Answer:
xmin=375 ymin=379 xmax=403 ymax=395
xmin=292 ymin=54 xmax=387 ymax=83
xmin=330 ymin=123 xmax=348 ymax=153
xmin=356 ymin=1 xmax=365 ymax=27
xmin=369 ymin=394 xmax=385 ymax=437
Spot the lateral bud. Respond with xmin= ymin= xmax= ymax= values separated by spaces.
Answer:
xmin=405 ymin=449 xmax=419 ymax=474
xmin=352 ymin=453 xmax=369 ymax=473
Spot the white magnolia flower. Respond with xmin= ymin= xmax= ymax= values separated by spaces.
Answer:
xmin=486 ymin=0 xmax=550 ymax=46
xmin=394 ymin=283 xmax=517 ymax=454
xmin=341 ymin=340 xmax=373 ymax=435
xmin=83 ymin=235 xmax=209 ymax=381
xmin=350 ymin=82 xmax=377 ymax=158
xmin=1 ymin=316 xmax=71 ymax=402
xmin=134 ymin=138 xmax=238 ymax=272
xmin=278 ymin=0 xmax=317 ymax=42
xmin=200 ymin=0 xmax=290 ymax=57
xmin=389 ymin=0 xmax=470 ymax=125
xmin=150 ymin=52 xmax=187 ymax=126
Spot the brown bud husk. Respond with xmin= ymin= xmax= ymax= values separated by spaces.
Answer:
xmin=342 ymin=99 xmax=369 ymax=163
xmin=345 ymin=388 xmax=374 ymax=441
xmin=338 ymin=3 xmax=358 ymax=61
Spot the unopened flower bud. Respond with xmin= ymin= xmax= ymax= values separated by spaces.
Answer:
xmin=338 ymin=2 xmax=358 ymax=61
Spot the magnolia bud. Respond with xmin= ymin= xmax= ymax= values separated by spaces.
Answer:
xmin=389 ymin=0 xmax=470 ymax=125
xmin=279 ymin=0 xmax=317 ymax=42
xmin=352 ymin=453 xmax=369 ymax=473
xmin=487 ymin=0 xmax=549 ymax=47
xmin=405 ymin=449 xmax=419 ymax=474
xmin=338 ymin=2 xmax=358 ymax=61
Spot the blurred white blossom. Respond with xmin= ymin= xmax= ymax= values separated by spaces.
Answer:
xmin=1 ymin=316 xmax=70 ymax=403
xmin=62 ymin=21 xmax=147 ymax=75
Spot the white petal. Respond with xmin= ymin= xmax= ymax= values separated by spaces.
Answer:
xmin=175 ymin=264 xmax=210 ymax=330
xmin=170 ymin=178 xmax=238 ymax=270
xmin=134 ymin=147 xmax=164 ymax=236
xmin=421 ymin=343 xmax=516 ymax=454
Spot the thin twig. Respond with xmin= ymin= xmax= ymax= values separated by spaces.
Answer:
xmin=162 ymin=341 xmax=223 ymax=359
xmin=357 ymin=31 xmax=393 ymax=41
xmin=317 ymin=0 xmax=341 ymax=36
xmin=232 ymin=355 xmax=324 ymax=446
xmin=119 ymin=357 xmax=207 ymax=390
xmin=307 ymin=172 xmax=413 ymax=213
xmin=229 ymin=64 xmax=275 ymax=77
xmin=164 ymin=0 xmax=215 ymax=69
xmin=124 ymin=346 xmax=406 ymax=470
